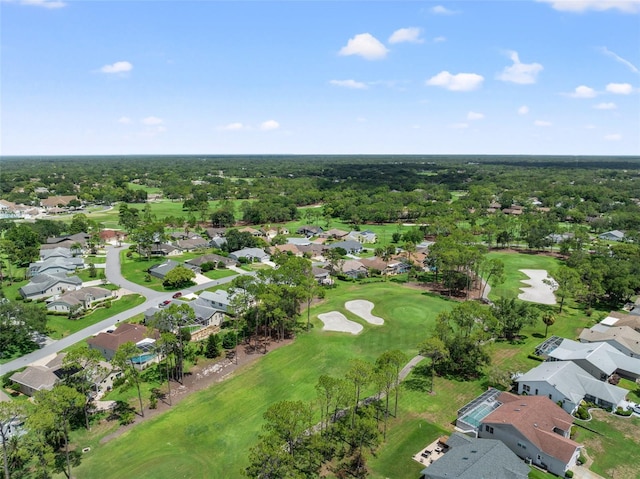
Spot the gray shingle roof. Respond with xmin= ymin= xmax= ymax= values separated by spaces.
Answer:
xmin=421 ymin=432 xmax=529 ymax=479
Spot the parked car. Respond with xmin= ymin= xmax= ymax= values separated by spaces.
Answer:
xmin=158 ymin=300 xmax=172 ymax=308
xmin=172 ymin=291 xmax=182 ymax=299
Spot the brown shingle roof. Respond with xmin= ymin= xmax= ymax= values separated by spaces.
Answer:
xmin=483 ymin=392 xmax=580 ymax=463
xmin=87 ymin=323 xmax=158 ymax=352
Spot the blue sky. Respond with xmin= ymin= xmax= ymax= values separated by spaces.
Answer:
xmin=2 ymin=0 xmax=639 ymax=156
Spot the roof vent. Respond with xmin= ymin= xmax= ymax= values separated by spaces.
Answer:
xmin=534 ymin=423 xmax=538 ymax=427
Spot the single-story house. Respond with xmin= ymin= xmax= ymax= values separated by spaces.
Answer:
xmin=28 ymin=256 xmax=84 ymax=278
xmin=515 ymin=361 xmax=628 ymax=414
xmin=596 ymin=311 xmax=640 ymax=331
xmin=420 ymin=432 xmax=530 ymax=479
xmin=204 ymin=227 xmax=227 ymax=238
xmin=39 ymin=247 xmax=73 ymax=261
xmin=144 ymin=298 xmax=225 ymax=333
xmin=578 ymin=325 xmax=640 ymax=358
xmin=175 ymin=237 xmax=210 ymax=251
xmin=40 ymin=196 xmax=78 ymax=209
xmin=10 ymin=353 xmax=68 ymax=397
xmin=149 ymin=243 xmax=182 ymax=257
xmin=44 ymin=232 xmax=90 ymax=248
xmin=99 ymin=229 xmax=126 ymax=245
xmin=537 ymin=336 xmax=640 ymax=381
xmin=270 ymin=243 xmax=302 ymax=257
xmin=87 ymin=323 xmax=160 ymax=362
xmin=198 ymin=290 xmax=232 ymax=313
xmin=297 ymin=225 xmax=323 ymax=237
xmin=312 ymin=266 xmax=333 ymax=285
xmin=209 ymin=236 xmax=228 ymax=249
xmin=148 ymin=260 xmax=201 ymax=280
xmin=598 ymin=230 xmax=625 ymax=242
xmin=238 ymin=227 xmax=264 ymax=237
xmin=359 ymin=257 xmax=410 ymax=275
xmin=229 ymin=248 xmax=270 ymax=263
xmin=328 ymin=240 xmax=363 ymax=255
xmin=319 ymin=228 xmax=349 ymax=240
xmin=19 ymin=273 xmax=83 ymax=300
xmin=296 ymin=243 xmax=326 ymax=261
xmin=478 ymin=391 xmax=581 ymax=477
xmin=546 ymin=232 xmax=574 ymax=244
xmin=186 ymin=253 xmax=237 ymax=268
xmin=46 ymin=286 xmax=113 ymax=314
xmin=347 ymin=230 xmax=377 ymax=244
xmin=339 ymin=259 xmax=368 ymax=279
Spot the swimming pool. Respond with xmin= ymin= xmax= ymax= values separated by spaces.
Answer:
xmin=131 ymin=353 xmax=156 ymax=364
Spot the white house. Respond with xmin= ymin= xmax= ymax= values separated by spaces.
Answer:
xmin=229 ymin=247 xmax=270 ymax=263
xmin=515 ymin=361 xmax=627 ymax=414
xmin=598 ymin=230 xmax=625 ymax=242
xmin=540 ymin=337 xmax=640 ymax=381
xmin=19 ymin=273 xmax=82 ymax=300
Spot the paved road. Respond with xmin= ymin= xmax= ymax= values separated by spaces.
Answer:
xmin=0 ymin=246 xmax=250 ymax=375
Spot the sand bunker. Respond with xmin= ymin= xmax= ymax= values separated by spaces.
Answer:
xmin=345 ymin=300 xmax=384 ymax=325
xmin=518 ymin=269 xmax=557 ymax=305
xmin=317 ymin=312 xmax=363 ymax=335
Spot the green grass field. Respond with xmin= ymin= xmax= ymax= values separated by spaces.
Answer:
xmin=485 ymin=251 xmax=562 ymax=301
xmin=69 ymin=251 xmax=619 ymax=479
xmin=72 ymin=282 xmax=454 ymax=478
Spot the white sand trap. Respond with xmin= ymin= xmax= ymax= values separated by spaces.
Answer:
xmin=318 ymin=312 xmax=363 ymax=335
xmin=518 ymin=269 xmax=557 ymax=305
xmin=344 ymin=300 xmax=385 ymax=325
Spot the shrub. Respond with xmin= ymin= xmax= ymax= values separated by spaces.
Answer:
xmin=565 ymin=470 xmax=574 ymax=478
xmin=222 ymin=332 xmax=237 ymax=349
xmin=575 ymin=406 xmax=589 ymax=420
xmin=149 ymin=394 xmax=158 ymax=410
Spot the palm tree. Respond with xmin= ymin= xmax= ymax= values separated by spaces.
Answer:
xmin=542 ymin=311 xmax=556 ymax=337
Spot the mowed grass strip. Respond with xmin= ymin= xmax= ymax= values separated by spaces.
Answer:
xmin=72 ymin=282 xmax=451 ymax=479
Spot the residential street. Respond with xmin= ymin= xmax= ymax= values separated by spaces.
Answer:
xmin=0 ymin=246 xmax=248 ymax=375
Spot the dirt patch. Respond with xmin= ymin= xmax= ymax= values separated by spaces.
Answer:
xmin=100 ymin=337 xmax=293 ymax=444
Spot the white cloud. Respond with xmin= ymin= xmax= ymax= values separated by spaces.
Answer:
xmin=605 ymin=133 xmax=622 ymax=140
xmin=497 ymin=51 xmax=543 ymax=84
xmin=388 ymin=27 xmax=424 ymax=44
xmin=518 ymin=105 xmax=530 ymax=115
xmin=606 ymin=82 xmax=633 ymax=94
xmin=569 ymin=85 xmax=597 ymax=98
xmin=426 ymin=71 xmax=484 ymax=91
xmin=433 ymin=36 xmax=447 ymax=43
xmin=585 ymin=124 xmax=597 ymax=129
xmin=467 ymin=111 xmax=485 ymax=120
xmin=18 ymin=0 xmax=66 ymax=8
xmin=432 ymin=5 xmax=457 ymax=14
xmin=118 ymin=116 xmax=132 ymax=124
xmin=338 ymin=33 xmax=389 ymax=60
xmin=537 ymin=0 xmax=640 ymax=13
xmin=599 ymin=47 xmax=639 ymax=73
xmin=450 ymin=123 xmax=469 ymax=129
xmin=219 ymin=122 xmax=245 ymax=131
xmin=142 ymin=116 xmax=163 ymax=126
xmin=100 ymin=61 xmax=133 ymax=74
xmin=329 ymin=79 xmax=368 ymax=89
xmin=594 ymin=102 xmax=617 ymax=110
xmin=534 ymin=120 xmax=552 ymax=127
xmin=260 ymin=120 xmax=280 ymax=131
